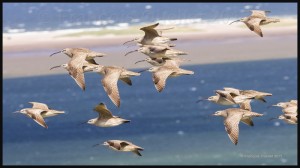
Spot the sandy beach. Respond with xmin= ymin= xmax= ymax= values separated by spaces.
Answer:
xmin=3 ymin=18 xmax=297 ymax=79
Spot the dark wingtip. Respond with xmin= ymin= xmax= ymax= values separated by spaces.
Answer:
xmin=123 ymin=120 xmax=130 ymax=123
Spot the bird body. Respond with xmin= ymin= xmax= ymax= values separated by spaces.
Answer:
xmin=101 ymin=140 xmax=144 ymax=156
xmin=213 ymin=108 xmax=263 ymax=145
xmin=123 ymin=23 xmax=176 ymax=47
xmin=229 ymin=10 xmax=280 ymax=37
xmin=92 ymin=65 xmax=140 ymax=107
xmin=87 ymin=103 xmax=130 ymax=127
xmin=147 ymin=65 xmax=194 ymax=92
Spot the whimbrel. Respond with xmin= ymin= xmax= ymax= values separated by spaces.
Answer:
xmin=213 ymin=108 xmax=263 ymax=145
xmin=272 ymin=101 xmax=297 ymax=114
xmin=92 ymin=65 xmax=140 ymax=107
xmin=123 ymin=23 xmax=177 ymax=47
xmin=50 ymin=48 xmax=106 ymax=64
xmin=229 ymin=10 xmax=280 ymax=37
xmin=139 ymin=65 xmax=194 ymax=92
xmin=86 ymin=102 xmax=130 ymax=127
xmin=14 ymin=108 xmax=49 ymax=128
xmin=223 ymin=87 xmax=272 ymax=103
xmin=50 ymin=53 xmax=98 ymax=91
xmin=94 ymin=140 xmax=144 ymax=156
xmin=271 ymin=100 xmax=298 ymax=124
xmin=28 ymin=102 xmax=65 ymax=117
xmin=125 ymin=45 xmax=187 ymax=60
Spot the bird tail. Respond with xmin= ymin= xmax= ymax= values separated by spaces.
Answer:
xmin=123 ymin=120 xmax=130 ymax=123
xmin=133 ymin=150 xmax=142 ymax=156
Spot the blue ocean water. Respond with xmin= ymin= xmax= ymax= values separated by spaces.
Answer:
xmin=3 ymin=3 xmax=297 ymax=33
xmin=3 ymin=58 xmax=297 ymax=165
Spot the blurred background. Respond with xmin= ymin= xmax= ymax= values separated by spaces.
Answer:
xmin=3 ymin=3 xmax=297 ymax=165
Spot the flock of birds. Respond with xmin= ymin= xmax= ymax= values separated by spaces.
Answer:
xmin=13 ymin=10 xmax=296 ymax=156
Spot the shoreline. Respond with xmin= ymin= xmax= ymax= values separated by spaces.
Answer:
xmin=3 ymin=17 xmax=297 ymax=79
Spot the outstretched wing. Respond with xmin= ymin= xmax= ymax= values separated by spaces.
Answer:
xmin=250 ymin=10 xmax=270 ymax=18
xmin=152 ymin=68 xmax=174 ymax=92
xmin=215 ymin=90 xmax=236 ymax=104
xmin=68 ymin=55 xmax=86 ymax=91
xmin=224 ymin=111 xmax=243 ymax=145
xmin=140 ymin=23 xmax=160 ymax=42
xmin=101 ymin=68 xmax=122 ymax=107
xmin=29 ymin=102 xmax=49 ymax=110
xmin=26 ymin=108 xmax=48 ymax=128
xmin=93 ymin=102 xmax=113 ymax=119
xmin=245 ymin=18 xmax=263 ymax=37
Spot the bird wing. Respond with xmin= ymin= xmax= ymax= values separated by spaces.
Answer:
xmin=86 ymin=51 xmax=106 ymax=59
xmin=152 ymin=68 xmax=174 ymax=92
xmin=240 ymin=117 xmax=254 ymax=126
xmin=239 ymin=99 xmax=252 ymax=111
xmin=68 ymin=55 xmax=86 ymax=91
xmin=283 ymin=106 xmax=297 ymax=114
xmin=215 ymin=90 xmax=236 ymax=104
xmin=93 ymin=103 xmax=113 ymax=119
xmin=163 ymin=59 xmax=181 ymax=68
xmin=223 ymin=87 xmax=240 ymax=96
xmin=148 ymin=45 xmax=169 ymax=54
xmin=120 ymin=77 xmax=132 ymax=86
xmin=26 ymin=108 xmax=48 ymax=128
xmin=245 ymin=18 xmax=263 ymax=37
xmin=120 ymin=141 xmax=130 ymax=149
xmin=250 ymin=10 xmax=270 ymax=18
xmin=289 ymin=100 xmax=297 ymax=105
xmin=140 ymin=23 xmax=160 ymax=42
xmin=101 ymin=68 xmax=122 ymax=107
xmin=224 ymin=111 xmax=243 ymax=145
xmin=28 ymin=102 xmax=49 ymax=110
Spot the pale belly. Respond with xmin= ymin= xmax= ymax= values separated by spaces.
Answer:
xmin=95 ymin=118 xmax=124 ymax=127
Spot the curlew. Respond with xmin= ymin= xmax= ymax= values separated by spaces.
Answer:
xmin=14 ymin=102 xmax=65 ymax=128
xmin=223 ymin=87 xmax=272 ymax=103
xmin=123 ymin=23 xmax=177 ymax=47
xmin=50 ymin=53 xmax=98 ymax=91
xmin=92 ymin=65 xmax=140 ymax=107
xmin=86 ymin=102 xmax=130 ymax=127
xmin=28 ymin=102 xmax=65 ymax=117
xmin=139 ymin=65 xmax=194 ymax=92
xmin=205 ymin=90 xmax=251 ymax=106
xmin=272 ymin=100 xmax=298 ymax=114
xmin=94 ymin=140 xmax=144 ymax=156
xmin=213 ymin=108 xmax=263 ymax=145
xmin=125 ymin=45 xmax=187 ymax=61
xmin=270 ymin=100 xmax=297 ymax=124
xmin=229 ymin=10 xmax=280 ymax=37
xmin=50 ymin=47 xmax=106 ymax=64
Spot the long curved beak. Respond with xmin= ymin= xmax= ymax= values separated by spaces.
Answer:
xmin=78 ymin=121 xmax=87 ymax=126
xmin=50 ymin=65 xmax=61 ymax=70
xmin=13 ymin=111 xmax=20 ymax=113
xmin=92 ymin=144 xmax=100 ymax=147
xmin=229 ymin=19 xmax=241 ymax=25
xmin=49 ymin=51 xmax=62 ymax=57
xmin=269 ymin=117 xmax=278 ymax=121
xmin=138 ymin=69 xmax=148 ymax=73
xmin=267 ymin=105 xmax=276 ymax=108
xmin=196 ymin=97 xmax=208 ymax=103
xmin=123 ymin=39 xmax=136 ymax=45
xmin=134 ymin=60 xmax=146 ymax=64
xmin=125 ymin=50 xmax=138 ymax=56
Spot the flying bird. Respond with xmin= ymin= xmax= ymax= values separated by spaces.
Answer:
xmin=229 ymin=10 xmax=280 ymax=37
